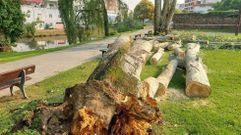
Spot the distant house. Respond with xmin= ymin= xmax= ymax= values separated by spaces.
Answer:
xmin=21 ymin=0 xmax=63 ymax=30
xmin=183 ymin=0 xmax=221 ymax=13
xmin=21 ymin=0 xmax=119 ymax=30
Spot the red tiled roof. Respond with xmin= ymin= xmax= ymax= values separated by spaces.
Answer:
xmin=21 ymin=0 xmax=43 ymax=4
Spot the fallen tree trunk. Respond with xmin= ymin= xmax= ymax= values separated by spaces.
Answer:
xmin=24 ymin=36 xmax=162 ymax=134
xmin=150 ymin=48 xmax=164 ymax=65
xmin=166 ymin=43 xmax=182 ymax=51
xmin=155 ymin=59 xmax=178 ymax=97
xmin=185 ymin=43 xmax=211 ymax=97
xmin=174 ymin=48 xmax=185 ymax=58
xmin=153 ymin=42 xmax=171 ymax=51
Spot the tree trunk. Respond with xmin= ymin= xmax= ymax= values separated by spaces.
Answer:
xmin=235 ymin=8 xmax=241 ymax=36
xmin=166 ymin=43 xmax=181 ymax=51
xmin=150 ymin=48 xmax=164 ymax=65
xmin=101 ymin=0 xmax=109 ymax=36
xmin=160 ymin=0 xmax=177 ymax=34
xmin=185 ymin=43 xmax=211 ymax=97
xmin=174 ymin=47 xmax=185 ymax=58
xmin=154 ymin=42 xmax=171 ymax=50
xmin=36 ymin=36 xmax=161 ymax=134
xmin=154 ymin=0 xmax=162 ymax=35
xmin=155 ymin=59 xmax=178 ymax=96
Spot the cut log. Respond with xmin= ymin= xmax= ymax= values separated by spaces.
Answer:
xmin=155 ymin=59 xmax=178 ymax=97
xmin=140 ymin=77 xmax=161 ymax=98
xmin=154 ymin=42 xmax=171 ymax=51
xmin=150 ymin=48 xmax=165 ymax=65
xmin=174 ymin=48 xmax=185 ymax=58
xmin=166 ymin=43 xmax=182 ymax=51
xmin=185 ymin=43 xmax=211 ymax=97
xmin=33 ymin=35 xmax=161 ymax=134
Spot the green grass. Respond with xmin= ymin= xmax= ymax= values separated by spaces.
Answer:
xmin=173 ymin=29 xmax=241 ymax=42
xmin=146 ymin=50 xmax=241 ymax=134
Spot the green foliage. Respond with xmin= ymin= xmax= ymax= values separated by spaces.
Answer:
xmin=213 ymin=0 xmax=241 ymax=11
xmin=134 ymin=0 xmax=154 ymax=21
xmin=0 ymin=0 xmax=24 ymax=44
xmin=176 ymin=10 xmax=239 ymax=17
xmin=58 ymin=0 xmax=77 ymax=44
xmin=173 ymin=29 xmax=241 ymax=42
xmin=114 ymin=19 xmax=144 ymax=32
xmin=24 ymin=22 xmax=36 ymax=37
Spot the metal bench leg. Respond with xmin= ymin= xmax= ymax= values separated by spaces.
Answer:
xmin=19 ymin=70 xmax=28 ymax=99
xmin=10 ymin=85 xmax=14 ymax=96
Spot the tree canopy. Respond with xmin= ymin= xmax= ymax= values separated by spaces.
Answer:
xmin=134 ymin=0 xmax=154 ymax=21
xmin=0 ymin=0 xmax=24 ymax=44
xmin=213 ymin=0 xmax=241 ymax=11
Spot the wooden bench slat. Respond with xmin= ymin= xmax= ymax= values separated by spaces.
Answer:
xmin=0 ymin=65 xmax=35 ymax=82
xmin=0 ymin=76 xmax=32 ymax=90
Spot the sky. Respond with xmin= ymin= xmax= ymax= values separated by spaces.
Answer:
xmin=122 ymin=0 xmax=185 ymax=11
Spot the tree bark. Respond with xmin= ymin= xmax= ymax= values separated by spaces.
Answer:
xmin=174 ymin=47 xmax=185 ymax=58
xmin=235 ymin=8 xmax=241 ymax=36
xmin=185 ymin=43 xmax=211 ymax=97
xmin=150 ymin=48 xmax=164 ymax=65
xmin=101 ymin=0 xmax=109 ymax=36
xmin=166 ymin=43 xmax=181 ymax=51
xmin=154 ymin=0 xmax=162 ymax=35
xmin=155 ymin=59 xmax=178 ymax=96
xmin=160 ymin=0 xmax=177 ymax=34
xmin=37 ymin=36 xmax=161 ymax=134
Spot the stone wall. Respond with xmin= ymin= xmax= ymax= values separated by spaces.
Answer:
xmin=173 ymin=13 xmax=238 ymax=28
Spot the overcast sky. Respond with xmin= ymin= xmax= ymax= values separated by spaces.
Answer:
xmin=122 ymin=0 xmax=184 ymax=11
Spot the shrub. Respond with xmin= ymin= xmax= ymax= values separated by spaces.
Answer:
xmin=24 ymin=22 xmax=36 ymax=37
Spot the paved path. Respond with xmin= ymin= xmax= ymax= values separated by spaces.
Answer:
xmin=0 ymin=29 xmax=150 ymax=97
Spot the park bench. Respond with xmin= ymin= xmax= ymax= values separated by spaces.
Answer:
xmin=100 ymin=43 xmax=113 ymax=57
xmin=134 ymin=34 xmax=142 ymax=40
xmin=144 ymin=30 xmax=153 ymax=37
xmin=0 ymin=65 xmax=36 ymax=99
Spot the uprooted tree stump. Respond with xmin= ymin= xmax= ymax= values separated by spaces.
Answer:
xmin=22 ymin=36 xmax=162 ymax=135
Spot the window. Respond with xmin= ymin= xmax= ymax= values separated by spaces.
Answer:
xmin=49 ymin=14 xmax=52 ymax=18
xmin=49 ymin=4 xmax=54 ymax=8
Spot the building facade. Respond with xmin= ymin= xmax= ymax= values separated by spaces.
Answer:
xmin=21 ymin=0 xmax=119 ymax=30
xmin=183 ymin=0 xmax=221 ymax=13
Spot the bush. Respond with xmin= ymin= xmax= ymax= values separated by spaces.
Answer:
xmin=24 ymin=22 xmax=36 ymax=37
xmin=114 ymin=19 xmax=144 ymax=33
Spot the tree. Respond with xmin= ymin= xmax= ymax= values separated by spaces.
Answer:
xmin=154 ymin=0 xmax=177 ymax=35
xmin=100 ymin=0 xmax=109 ymax=36
xmin=58 ymin=0 xmax=77 ymax=44
xmin=134 ymin=0 xmax=154 ymax=22
xmin=154 ymin=0 xmax=162 ymax=35
xmin=213 ymin=0 xmax=241 ymax=11
xmin=0 ymin=0 xmax=24 ymax=47
xmin=21 ymin=36 xmax=161 ymax=134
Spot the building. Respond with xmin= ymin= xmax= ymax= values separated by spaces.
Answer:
xmin=184 ymin=0 xmax=201 ymax=11
xmin=21 ymin=0 xmax=119 ymax=30
xmin=183 ymin=0 xmax=221 ymax=13
xmin=21 ymin=0 xmax=63 ymax=29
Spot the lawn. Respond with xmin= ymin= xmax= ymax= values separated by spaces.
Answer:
xmin=0 ymin=30 xmax=241 ymax=134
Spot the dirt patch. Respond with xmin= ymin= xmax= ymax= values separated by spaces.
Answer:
xmin=156 ymin=88 xmax=188 ymax=102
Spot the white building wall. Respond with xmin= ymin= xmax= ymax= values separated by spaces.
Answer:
xmin=21 ymin=5 xmax=62 ymax=29
xmin=193 ymin=5 xmax=213 ymax=13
